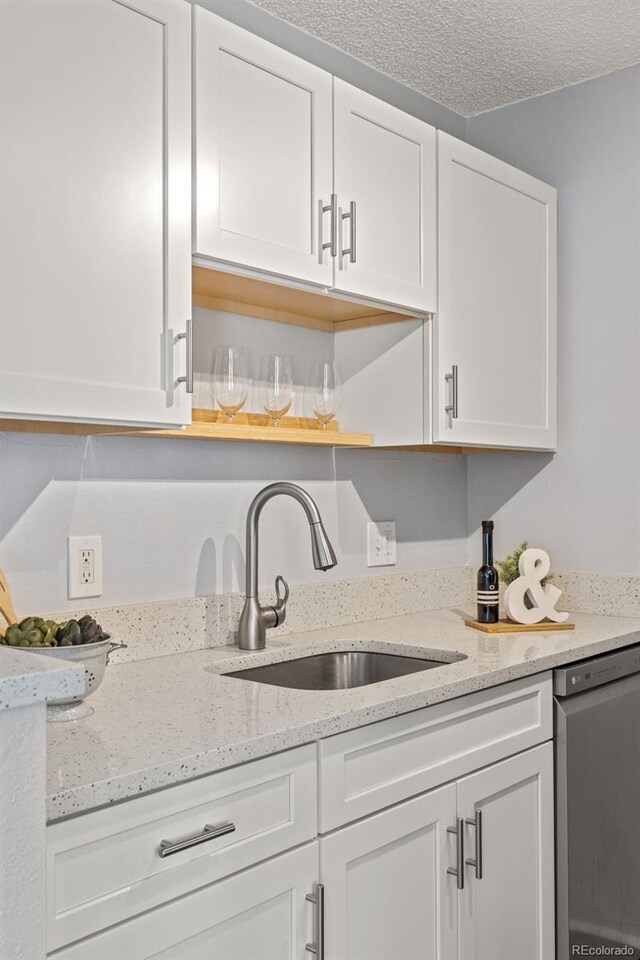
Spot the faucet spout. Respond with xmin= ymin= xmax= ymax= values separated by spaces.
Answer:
xmin=310 ymin=520 xmax=337 ymax=571
xmin=238 ymin=482 xmax=337 ymax=650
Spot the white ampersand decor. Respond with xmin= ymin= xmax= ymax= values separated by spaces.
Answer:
xmin=503 ymin=548 xmax=569 ymax=625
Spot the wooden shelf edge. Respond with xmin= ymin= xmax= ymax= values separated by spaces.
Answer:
xmin=0 ymin=417 xmax=372 ymax=447
xmin=130 ymin=422 xmax=372 ymax=446
xmin=0 ymin=418 xmax=549 ymax=452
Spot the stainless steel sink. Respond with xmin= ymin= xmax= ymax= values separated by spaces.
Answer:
xmin=224 ymin=650 xmax=455 ymax=690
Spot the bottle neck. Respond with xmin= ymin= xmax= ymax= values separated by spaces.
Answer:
xmin=482 ymin=529 xmax=493 ymax=566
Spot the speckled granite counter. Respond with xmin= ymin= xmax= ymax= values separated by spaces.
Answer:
xmin=0 ymin=646 xmax=84 ymax=710
xmin=47 ymin=607 xmax=640 ymax=821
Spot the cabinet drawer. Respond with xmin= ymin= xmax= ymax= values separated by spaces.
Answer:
xmin=47 ymin=745 xmax=317 ymax=951
xmin=50 ymin=842 xmax=319 ymax=960
xmin=319 ymin=674 xmax=552 ymax=830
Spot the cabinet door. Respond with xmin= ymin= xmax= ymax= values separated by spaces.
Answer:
xmin=457 ymin=743 xmax=555 ymax=960
xmin=52 ymin=843 xmax=318 ymax=960
xmin=0 ymin=0 xmax=192 ymax=426
xmin=320 ymin=784 xmax=457 ymax=960
xmin=434 ymin=132 xmax=557 ymax=450
xmin=195 ymin=9 xmax=333 ymax=287
xmin=332 ymin=79 xmax=437 ymax=313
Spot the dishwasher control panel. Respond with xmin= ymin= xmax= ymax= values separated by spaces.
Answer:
xmin=554 ymin=637 xmax=640 ymax=696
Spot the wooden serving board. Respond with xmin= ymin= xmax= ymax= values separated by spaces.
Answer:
xmin=465 ymin=618 xmax=575 ymax=634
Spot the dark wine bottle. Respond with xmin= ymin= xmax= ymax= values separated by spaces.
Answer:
xmin=477 ymin=520 xmax=499 ymax=623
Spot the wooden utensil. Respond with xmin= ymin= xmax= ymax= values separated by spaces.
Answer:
xmin=0 ymin=568 xmax=18 ymax=636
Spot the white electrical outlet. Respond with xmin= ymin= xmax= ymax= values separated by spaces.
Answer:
xmin=367 ymin=521 xmax=397 ymax=567
xmin=68 ymin=535 xmax=103 ymax=599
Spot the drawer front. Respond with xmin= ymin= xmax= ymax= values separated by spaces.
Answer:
xmin=47 ymin=745 xmax=317 ymax=951
xmin=50 ymin=842 xmax=319 ymax=960
xmin=319 ymin=674 xmax=552 ymax=831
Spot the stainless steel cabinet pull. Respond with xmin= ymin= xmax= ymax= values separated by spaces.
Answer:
xmin=158 ymin=820 xmax=235 ymax=858
xmin=444 ymin=364 xmax=458 ymax=421
xmin=465 ymin=810 xmax=483 ymax=880
xmin=305 ymin=883 xmax=325 ymax=959
xmin=175 ymin=319 xmax=193 ymax=394
xmin=341 ymin=200 xmax=356 ymax=263
xmin=319 ymin=195 xmax=337 ymax=261
xmin=447 ymin=818 xmax=465 ymax=890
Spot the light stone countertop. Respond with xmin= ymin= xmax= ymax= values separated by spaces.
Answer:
xmin=0 ymin=647 xmax=84 ymax=710
xmin=47 ymin=606 xmax=640 ymax=821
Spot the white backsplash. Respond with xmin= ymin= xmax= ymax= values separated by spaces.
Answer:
xmin=51 ymin=566 xmax=475 ymax=664
xmin=554 ymin=572 xmax=640 ymax=619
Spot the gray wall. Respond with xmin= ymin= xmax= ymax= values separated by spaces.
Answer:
xmin=0 ymin=306 xmax=469 ymax=613
xmin=466 ymin=65 xmax=640 ymax=574
xmin=2 ymin=6 xmax=638 ymax=615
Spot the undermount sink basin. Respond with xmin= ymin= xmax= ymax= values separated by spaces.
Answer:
xmin=224 ymin=650 xmax=455 ymax=690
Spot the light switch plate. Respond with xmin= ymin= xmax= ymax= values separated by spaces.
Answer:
xmin=367 ymin=521 xmax=397 ymax=567
xmin=68 ymin=535 xmax=103 ymax=599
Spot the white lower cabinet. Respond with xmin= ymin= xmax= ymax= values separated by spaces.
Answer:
xmin=457 ymin=743 xmax=555 ymax=960
xmin=320 ymin=784 xmax=458 ymax=960
xmin=319 ymin=742 xmax=554 ymax=960
xmin=52 ymin=842 xmax=318 ymax=960
xmin=47 ymin=683 xmax=555 ymax=960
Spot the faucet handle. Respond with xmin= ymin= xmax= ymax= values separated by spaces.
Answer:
xmin=273 ymin=575 xmax=290 ymax=627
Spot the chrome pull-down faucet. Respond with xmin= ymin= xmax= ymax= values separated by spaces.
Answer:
xmin=238 ymin=482 xmax=338 ymax=650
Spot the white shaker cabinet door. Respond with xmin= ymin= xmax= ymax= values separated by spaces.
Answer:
xmin=434 ymin=132 xmax=557 ymax=449
xmin=0 ymin=0 xmax=192 ymax=425
xmin=52 ymin=842 xmax=319 ymax=960
xmin=457 ymin=743 xmax=555 ymax=960
xmin=332 ymin=79 xmax=437 ymax=313
xmin=320 ymin=784 xmax=458 ymax=960
xmin=195 ymin=9 xmax=333 ymax=287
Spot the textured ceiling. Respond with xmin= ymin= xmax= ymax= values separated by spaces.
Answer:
xmin=248 ymin=0 xmax=640 ymax=115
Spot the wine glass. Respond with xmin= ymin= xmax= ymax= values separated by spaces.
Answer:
xmin=259 ymin=354 xmax=293 ymax=426
xmin=212 ymin=346 xmax=248 ymax=422
xmin=309 ymin=361 xmax=341 ymax=429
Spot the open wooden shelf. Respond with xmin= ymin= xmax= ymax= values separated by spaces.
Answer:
xmin=0 ymin=411 xmax=527 ymax=452
xmin=192 ymin=263 xmax=421 ymax=331
xmin=0 ymin=409 xmax=372 ymax=448
xmin=134 ymin=409 xmax=372 ymax=446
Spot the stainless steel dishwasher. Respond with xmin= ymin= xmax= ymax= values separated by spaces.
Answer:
xmin=554 ymin=640 xmax=640 ymax=960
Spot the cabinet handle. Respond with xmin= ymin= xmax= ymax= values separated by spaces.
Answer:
xmin=341 ymin=200 xmax=356 ymax=263
xmin=305 ymin=883 xmax=325 ymax=959
xmin=465 ymin=810 xmax=483 ymax=880
xmin=175 ymin=319 xmax=193 ymax=394
xmin=319 ymin=195 xmax=337 ymax=261
xmin=447 ymin=818 xmax=465 ymax=890
xmin=444 ymin=364 xmax=458 ymax=421
xmin=158 ymin=820 xmax=235 ymax=858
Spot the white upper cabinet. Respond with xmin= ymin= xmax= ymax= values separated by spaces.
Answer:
xmin=195 ymin=9 xmax=333 ymax=286
xmin=194 ymin=13 xmax=436 ymax=313
xmin=0 ymin=0 xmax=192 ymax=426
xmin=434 ymin=132 xmax=557 ymax=449
xmin=332 ymin=80 xmax=437 ymax=313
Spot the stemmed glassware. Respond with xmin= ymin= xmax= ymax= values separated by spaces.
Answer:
xmin=259 ymin=354 xmax=294 ymax=427
xmin=309 ymin=361 xmax=341 ymax=429
xmin=212 ymin=346 xmax=248 ymax=422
